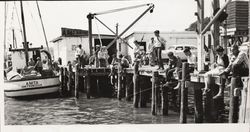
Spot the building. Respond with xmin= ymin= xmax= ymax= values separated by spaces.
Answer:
xmin=51 ymin=28 xmax=116 ymax=65
xmin=123 ymin=31 xmax=202 ymax=61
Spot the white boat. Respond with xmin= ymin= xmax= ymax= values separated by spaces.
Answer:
xmin=3 ymin=1 xmax=60 ymax=98
xmin=4 ymin=76 xmax=60 ymax=97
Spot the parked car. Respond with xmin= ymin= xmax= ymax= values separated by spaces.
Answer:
xmin=162 ymin=44 xmax=198 ymax=61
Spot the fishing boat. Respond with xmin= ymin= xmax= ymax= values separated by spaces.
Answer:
xmin=4 ymin=1 xmax=60 ymax=98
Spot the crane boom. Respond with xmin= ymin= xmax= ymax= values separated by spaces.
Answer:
xmin=87 ymin=3 xmax=154 ymax=55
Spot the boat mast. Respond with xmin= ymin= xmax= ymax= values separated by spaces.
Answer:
xmin=20 ymin=0 xmax=29 ymax=66
xmin=36 ymin=0 xmax=50 ymax=53
xmin=4 ymin=1 xmax=7 ymax=61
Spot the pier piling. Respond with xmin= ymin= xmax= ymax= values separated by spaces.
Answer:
xmin=133 ymin=60 xmax=140 ymax=108
xmin=67 ymin=64 xmax=73 ymax=95
xmin=75 ymin=64 xmax=79 ymax=98
xmin=86 ymin=68 xmax=91 ymax=99
xmin=161 ymin=82 xmax=168 ymax=116
xmin=229 ymin=77 xmax=240 ymax=123
xmin=151 ymin=71 xmax=159 ymax=115
xmin=117 ymin=59 xmax=122 ymax=100
xmin=180 ymin=62 xmax=189 ymax=123
xmin=193 ymin=76 xmax=204 ymax=123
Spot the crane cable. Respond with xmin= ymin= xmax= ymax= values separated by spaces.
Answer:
xmin=94 ymin=17 xmax=103 ymax=47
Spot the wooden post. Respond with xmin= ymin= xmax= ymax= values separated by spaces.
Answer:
xmin=133 ymin=60 xmax=140 ymax=108
xmin=193 ymin=77 xmax=204 ymax=123
xmin=67 ymin=64 xmax=73 ymax=95
xmin=204 ymin=74 xmax=216 ymax=123
xmin=151 ymin=71 xmax=159 ymax=115
xmin=229 ymin=77 xmax=240 ymax=123
xmin=238 ymin=77 xmax=249 ymax=123
xmin=60 ymin=67 xmax=64 ymax=95
xmin=161 ymin=82 xmax=168 ymax=116
xmin=180 ymin=62 xmax=189 ymax=123
xmin=86 ymin=68 xmax=91 ymax=99
xmin=139 ymin=76 xmax=147 ymax=108
xmin=63 ymin=67 xmax=68 ymax=95
xmin=125 ymin=73 xmax=132 ymax=101
xmin=117 ymin=58 xmax=122 ymax=100
xmin=75 ymin=64 xmax=79 ymax=98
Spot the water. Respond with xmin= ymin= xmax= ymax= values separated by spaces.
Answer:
xmin=5 ymin=93 xmax=194 ymax=125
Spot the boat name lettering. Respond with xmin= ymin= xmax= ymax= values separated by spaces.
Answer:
xmin=22 ymin=81 xmax=42 ymax=88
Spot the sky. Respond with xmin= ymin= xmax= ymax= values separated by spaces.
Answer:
xmin=0 ymin=0 xmax=230 ymax=48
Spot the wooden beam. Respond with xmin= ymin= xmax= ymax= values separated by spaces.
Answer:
xmin=201 ymin=0 xmax=232 ymax=35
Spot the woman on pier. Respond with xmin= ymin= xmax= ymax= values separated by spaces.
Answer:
xmin=203 ymin=46 xmax=229 ymax=98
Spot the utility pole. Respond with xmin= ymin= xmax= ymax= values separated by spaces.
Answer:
xmin=210 ymin=0 xmax=220 ymax=64
xmin=87 ymin=13 xmax=94 ymax=55
xmin=195 ymin=0 xmax=205 ymax=71
xmin=116 ymin=23 xmax=119 ymax=55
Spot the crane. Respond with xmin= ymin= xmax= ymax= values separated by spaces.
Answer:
xmin=87 ymin=3 xmax=154 ymax=55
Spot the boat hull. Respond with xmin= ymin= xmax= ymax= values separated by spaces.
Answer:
xmin=4 ymin=76 xmax=60 ymax=97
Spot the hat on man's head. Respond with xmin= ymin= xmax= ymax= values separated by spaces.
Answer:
xmin=183 ymin=47 xmax=191 ymax=53
xmin=154 ymin=30 xmax=160 ymax=34
xmin=215 ymin=46 xmax=224 ymax=52
xmin=167 ymin=51 xmax=174 ymax=57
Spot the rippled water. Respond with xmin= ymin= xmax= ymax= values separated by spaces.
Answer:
xmin=5 ymin=93 xmax=194 ymax=125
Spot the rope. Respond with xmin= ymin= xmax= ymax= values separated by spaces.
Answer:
xmin=36 ymin=0 xmax=50 ymax=52
xmin=94 ymin=17 xmax=103 ymax=47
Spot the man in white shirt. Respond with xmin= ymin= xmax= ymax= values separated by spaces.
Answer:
xmin=154 ymin=30 xmax=166 ymax=70
xmin=183 ymin=47 xmax=197 ymax=72
xmin=75 ymin=44 xmax=84 ymax=68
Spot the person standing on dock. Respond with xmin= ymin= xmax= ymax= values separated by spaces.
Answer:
xmin=153 ymin=30 xmax=166 ymax=70
xmin=183 ymin=47 xmax=197 ymax=72
xmin=75 ymin=44 xmax=85 ymax=68
xmin=148 ymin=37 xmax=156 ymax=66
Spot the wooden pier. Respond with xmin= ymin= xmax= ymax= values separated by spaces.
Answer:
xmin=59 ymin=61 xmax=250 ymax=124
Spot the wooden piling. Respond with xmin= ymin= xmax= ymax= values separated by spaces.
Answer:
xmin=151 ymin=71 xmax=159 ymax=115
xmin=60 ymin=67 xmax=64 ymax=95
xmin=86 ymin=68 xmax=91 ymax=99
xmin=133 ymin=60 xmax=140 ymax=108
xmin=161 ymin=82 xmax=168 ymax=116
xmin=67 ymin=64 xmax=73 ymax=95
xmin=204 ymin=74 xmax=215 ymax=123
xmin=117 ymin=58 xmax=122 ymax=100
xmin=239 ymin=77 xmax=249 ymax=123
xmin=125 ymin=73 xmax=132 ymax=101
xmin=74 ymin=64 xmax=79 ymax=98
xmin=193 ymin=76 xmax=204 ymax=123
xmin=63 ymin=67 xmax=68 ymax=95
xmin=139 ymin=76 xmax=147 ymax=108
xmin=180 ymin=62 xmax=189 ymax=123
xmin=229 ymin=77 xmax=240 ymax=123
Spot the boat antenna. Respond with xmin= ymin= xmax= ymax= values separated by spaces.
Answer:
xmin=36 ymin=0 xmax=50 ymax=53
xmin=20 ymin=0 xmax=29 ymax=66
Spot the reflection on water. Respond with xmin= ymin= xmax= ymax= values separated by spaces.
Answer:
xmin=5 ymin=93 xmax=194 ymax=125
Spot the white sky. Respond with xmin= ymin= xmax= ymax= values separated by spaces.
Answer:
xmin=0 ymin=0 xmax=230 ymax=48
